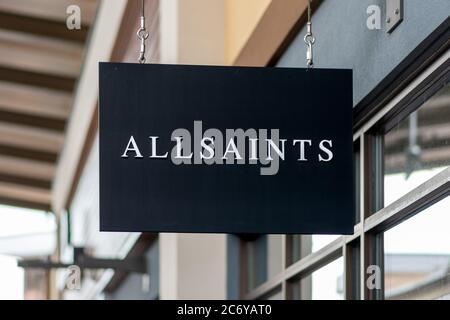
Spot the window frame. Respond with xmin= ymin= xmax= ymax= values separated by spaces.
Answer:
xmin=239 ymin=49 xmax=450 ymax=300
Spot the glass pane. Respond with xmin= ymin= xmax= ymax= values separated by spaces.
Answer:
xmin=287 ymin=234 xmax=340 ymax=267
xmin=245 ymin=235 xmax=283 ymax=291
xmin=384 ymin=196 xmax=450 ymax=300
xmin=312 ymin=235 xmax=340 ymax=252
xmin=289 ymin=257 xmax=344 ymax=300
xmin=384 ymin=83 xmax=450 ymax=206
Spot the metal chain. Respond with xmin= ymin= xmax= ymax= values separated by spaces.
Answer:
xmin=304 ymin=0 xmax=315 ymax=68
xmin=137 ymin=0 xmax=149 ymax=64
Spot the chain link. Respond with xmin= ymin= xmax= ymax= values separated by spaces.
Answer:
xmin=137 ymin=0 xmax=149 ymax=64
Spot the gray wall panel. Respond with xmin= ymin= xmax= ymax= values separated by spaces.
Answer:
xmin=277 ymin=0 xmax=450 ymax=105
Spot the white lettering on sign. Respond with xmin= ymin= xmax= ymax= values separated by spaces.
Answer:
xmin=121 ymin=121 xmax=334 ymax=176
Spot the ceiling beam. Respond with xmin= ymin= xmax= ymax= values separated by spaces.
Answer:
xmin=0 ymin=181 xmax=51 ymax=206
xmin=0 ymin=121 xmax=64 ymax=154
xmin=0 ymin=11 xmax=88 ymax=43
xmin=0 ymin=110 xmax=66 ymax=132
xmin=0 ymin=1 xmax=98 ymax=212
xmin=0 ymin=196 xmax=50 ymax=211
xmin=0 ymin=80 xmax=71 ymax=120
xmin=0 ymin=66 xmax=75 ymax=92
xmin=0 ymin=173 xmax=51 ymax=190
xmin=0 ymin=29 xmax=84 ymax=78
xmin=0 ymin=145 xmax=57 ymax=163
xmin=0 ymin=0 xmax=98 ymax=26
xmin=0 ymin=155 xmax=55 ymax=181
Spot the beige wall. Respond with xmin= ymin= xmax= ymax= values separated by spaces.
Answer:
xmin=160 ymin=233 xmax=227 ymax=299
xmin=160 ymin=0 xmax=272 ymax=65
xmin=225 ymin=0 xmax=271 ymax=64
xmin=178 ymin=0 xmax=225 ymax=65
xmin=160 ymin=0 xmax=225 ymax=65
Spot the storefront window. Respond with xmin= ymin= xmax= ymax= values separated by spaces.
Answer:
xmin=384 ymin=84 xmax=450 ymax=206
xmin=287 ymin=235 xmax=340 ymax=266
xmin=244 ymin=234 xmax=284 ymax=292
xmin=289 ymin=257 xmax=344 ymax=300
xmin=241 ymin=41 xmax=449 ymax=301
xmin=384 ymin=196 xmax=450 ymax=299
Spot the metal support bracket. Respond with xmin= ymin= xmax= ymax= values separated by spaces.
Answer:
xmin=18 ymin=247 xmax=147 ymax=274
xmin=386 ymin=0 xmax=404 ymax=33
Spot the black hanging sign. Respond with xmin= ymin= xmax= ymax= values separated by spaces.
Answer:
xmin=99 ymin=63 xmax=354 ymax=234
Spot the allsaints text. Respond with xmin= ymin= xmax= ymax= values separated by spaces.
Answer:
xmin=121 ymin=121 xmax=334 ymax=176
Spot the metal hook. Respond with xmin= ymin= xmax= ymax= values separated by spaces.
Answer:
xmin=137 ymin=2 xmax=149 ymax=64
xmin=304 ymin=22 xmax=315 ymax=67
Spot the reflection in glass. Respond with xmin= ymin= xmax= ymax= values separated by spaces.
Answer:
xmin=384 ymin=83 xmax=450 ymax=206
xmin=384 ymin=196 xmax=450 ymax=300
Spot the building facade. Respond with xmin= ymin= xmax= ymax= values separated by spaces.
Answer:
xmin=45 ymin=0 xmax=449 ymax=300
